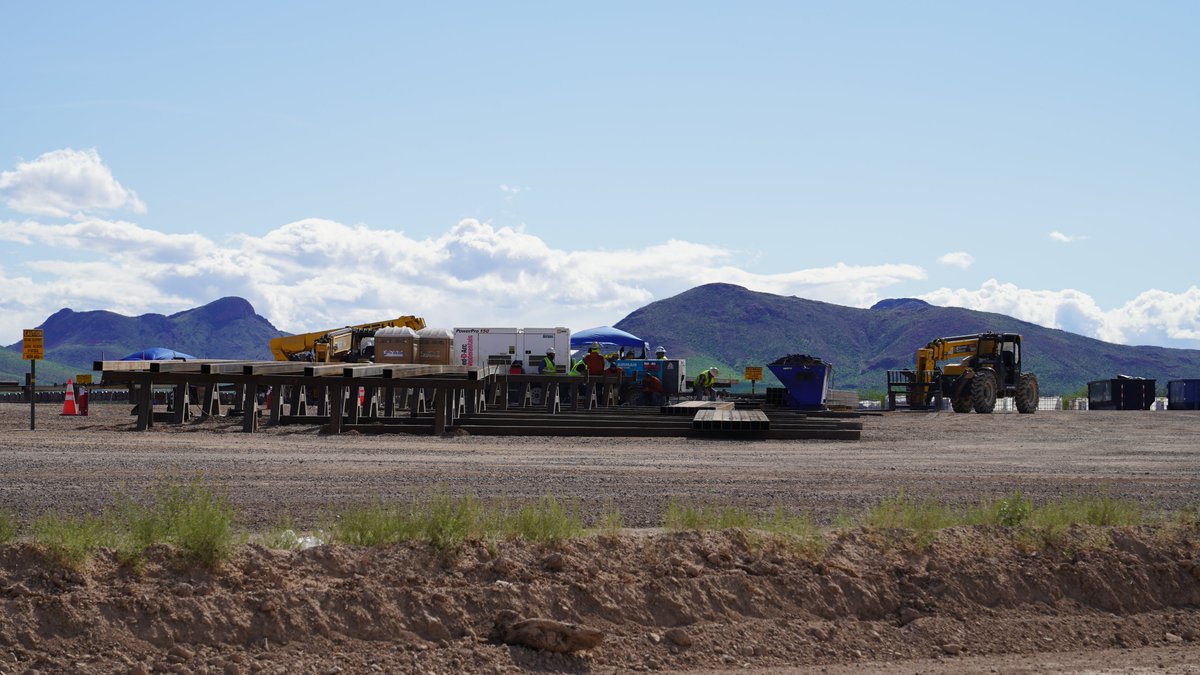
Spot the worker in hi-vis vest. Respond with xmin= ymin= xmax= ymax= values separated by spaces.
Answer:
xmin=539 ymin=347 xmax=559 ymax=374
xmin=693 ymin=367 xmax=718 ymax=401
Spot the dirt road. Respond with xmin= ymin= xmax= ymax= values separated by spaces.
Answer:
xmin=1 ymin=403 xmax=1199 ymax=674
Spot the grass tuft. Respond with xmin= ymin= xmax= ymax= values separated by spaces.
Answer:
xmin=261 ymin=517 xmax=307 ymax=551
xmin=760 ymin=506 xmax=827 ymax=558
xmin=594 ymin=508 xmax=625 ymax=537
xmin=32 ymin=512 xmax=113 ymax=569
xmin=506 ymin=494 xmax=584 ymax=543
xmin=0 ymin=510 xmax=17 ymax=545
xmin=332 ymin=500 xmax=416 ymax=547
xmin=664 ymin=499 xmax=756 ymax=531
xmin=865 ymin=492 xmax=959 ymax=548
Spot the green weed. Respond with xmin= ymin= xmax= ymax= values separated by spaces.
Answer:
xmin=0 ymin=510 xmax=17 ymax=545
xmin=332 ymin=500 xmax=417 ymax=547
xmin=261 ymin=517 xmax=306 ymax=550
xmin=664 ymin=499 xmax=756 ymax=531
xmin=594 ymin=508 xmax=625 ymax=537
xmin=32 ymin=512 xmax=113 ymax=569
xmin=760 ymin=506 xmax=827 ymax=558
xmin=865 ymin=492 xmax=959 ymax=548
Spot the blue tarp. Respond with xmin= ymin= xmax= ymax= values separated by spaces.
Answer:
xmin=119 ymin=347 xmax=199 ymax=361
xmin=570 ymin=326 xmax=647 ymax=352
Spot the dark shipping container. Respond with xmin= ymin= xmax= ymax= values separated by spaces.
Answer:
xmin=1088 ymin=376 xmax=1155 ymax=411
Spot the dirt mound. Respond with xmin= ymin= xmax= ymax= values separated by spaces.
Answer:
xmin=2 ymin=527 xmax=1199 ymax=673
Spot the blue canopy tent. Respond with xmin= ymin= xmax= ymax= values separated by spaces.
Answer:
xmin=570 ymin=326 xmax=648 ymax=356
xmin=120 ymin=347 xmax=199 ymax=361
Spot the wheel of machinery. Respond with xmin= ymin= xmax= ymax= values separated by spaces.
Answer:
xmin=1015 ymin=373 xmax=1039 ymax=414
xmin=971 ymin=369 xmax=998 ymax=414
xmin=951 ymin=388 xmax=973 ymax=413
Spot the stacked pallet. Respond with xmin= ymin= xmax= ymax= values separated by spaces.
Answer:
xmin=693 ymin=408 xmax=771 ymax=431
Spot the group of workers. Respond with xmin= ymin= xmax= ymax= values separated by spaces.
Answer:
xmin=533 ymin=342 xmax=721 ymax=403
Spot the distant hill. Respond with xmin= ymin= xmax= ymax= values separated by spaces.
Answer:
xmin=615 ymin=283 xmax=1200 ymax=395
xmin=4 ymin=297 xmax=287 ymax=376
xmin=0 ymin=348 xmax=83 ymax=385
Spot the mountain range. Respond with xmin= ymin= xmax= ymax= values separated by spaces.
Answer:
xmin=616 ymin=283 xmax=1200 ymax=395
xmin=3 ymin=297 xmax=285 ymax=383
xmin=6 ymin=285 xmax=1200 ymax=394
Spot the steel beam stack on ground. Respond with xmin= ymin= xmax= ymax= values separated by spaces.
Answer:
xmin=95 ymin=361 xmax=863 ymax=440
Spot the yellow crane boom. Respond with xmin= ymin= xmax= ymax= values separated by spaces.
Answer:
xmin=269 ymin=316 xmax=426 ymax=362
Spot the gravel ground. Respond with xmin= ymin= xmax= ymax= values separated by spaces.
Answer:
xmin=1 ymin=403 xmax=1197 ymax=528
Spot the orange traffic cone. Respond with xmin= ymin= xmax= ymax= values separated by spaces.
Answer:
xmin=61 ymin=379 xmax=78 ymax=416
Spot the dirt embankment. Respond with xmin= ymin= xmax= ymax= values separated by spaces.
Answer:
xmin=2 ymin=527 xmax=1200 ymax=674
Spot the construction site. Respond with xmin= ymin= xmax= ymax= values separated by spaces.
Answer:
xmin=78 ymin=318 xmax=867 ymax=441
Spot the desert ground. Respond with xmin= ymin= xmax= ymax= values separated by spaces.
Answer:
xmin=1 ymin=402 xmax=1199 ymax=674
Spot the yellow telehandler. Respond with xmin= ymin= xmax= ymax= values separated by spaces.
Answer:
xmin=887 ymin=332 xmax=1038 ymax=413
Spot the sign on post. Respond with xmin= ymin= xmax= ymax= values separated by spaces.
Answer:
xmin=23 ymin=329 xmax=43 ymax=431
xmin=76 ymin=374 xmax=94 ymax=385
xmin=744 ymin=366 xmax=763 ymax=397
xmin=22 ymin=329 xmax=44 ymax=360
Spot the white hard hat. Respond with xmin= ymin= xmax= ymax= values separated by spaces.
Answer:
xmin=655 ymin=345 xmax=665 ymax=353
xmin=710 ymin=367 xmax=719 ymax=374
xmin=546 ymin=347 xmax=556 ymax=354
xmin=590 ymin=342 xmax=601 ymax=351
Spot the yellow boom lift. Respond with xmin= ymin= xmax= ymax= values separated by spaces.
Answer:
xmin=269 ymin=316 xmax=426 ymax=362
xmin=887 ymin=332 xmax=1039 ymax=413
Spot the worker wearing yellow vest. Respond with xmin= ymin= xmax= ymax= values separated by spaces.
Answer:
xmin=693 ymin=367 xmax=719 ymax=401
xmin=539 ymin=347 xmax=559 ymax=374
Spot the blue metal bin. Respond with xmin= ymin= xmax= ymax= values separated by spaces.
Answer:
xmin=767 ymin=355 xmax=832 ymax=409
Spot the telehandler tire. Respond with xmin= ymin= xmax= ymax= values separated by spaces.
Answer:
xmin=971 ymin=369 xmax=998 ymax=413
xmin=1015 ymin=373 xmax=1039 ymax=414
xmin=951 ymin=387 xmax=973 ymax=413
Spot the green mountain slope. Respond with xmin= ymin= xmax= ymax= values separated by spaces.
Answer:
xmin=615 ymin=283 xmax=1200 ymax=395
xmin=5 ymin=297 xmax=287 ymax=373
xmin=0 ymin=349 xmax=85 ymax=385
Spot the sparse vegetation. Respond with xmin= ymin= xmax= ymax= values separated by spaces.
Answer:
xmin=865 ymin=492 xmax=960 ymax=548
xmin=1 ymin=477 xmax=1183 ymax=567
xmin=594 ymin=508 xmax=625 ymax=537
xmin=23 ymin=475 xmax=238 ymax=570
xmin=331 ymin=489 xmax=583 ymax=550
xmin=0 ymin=510 xmax=17 ymax=545
xmin=32 ymin=511 xmax=113 ymax=569
xmin=664 ymin=499 xmax=756 ymax=531
xmin=261 ymin=517 xmax=308 ymax=551
xmin=506 ymin=494 xmax=584 ymax=543
xmin=759 ymin=506 xmax=826 ymax=557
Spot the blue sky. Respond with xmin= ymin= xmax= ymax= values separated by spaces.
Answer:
xmin=2 ymin=2 xmax=1198 ymax=348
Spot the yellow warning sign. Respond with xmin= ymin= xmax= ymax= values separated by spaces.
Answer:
xmin=22 ymin=329 xmax=44 ymax=360
xmin=743 ymin=366 xmax=763 ymax=382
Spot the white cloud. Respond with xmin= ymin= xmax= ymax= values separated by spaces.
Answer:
xmin=499 ymin=184 xmax=527 ymax=201
xmin=0 ymin=148 xmax=147 ymax=217
xmin=937 ymin=251 xmax=974 ymax=269
xmin=1049 ymin=231 xmax=1086 ymax=243
xmin=921 ymin=279 xmax=1200 ymax=348
xmin=0 ymin=216 xmax=926 ymax=343
xmin=4 ymin=213 xmax=1199 ymax=351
